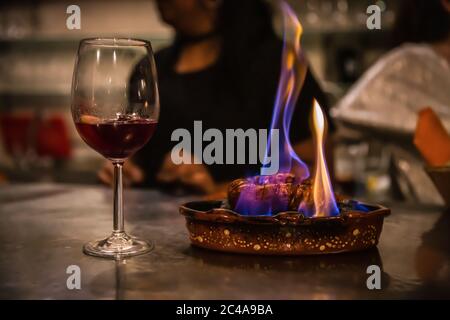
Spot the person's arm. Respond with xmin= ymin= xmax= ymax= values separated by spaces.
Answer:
xmin=156 ymin=151 xmax=216 ymax=194
xmin=97 ymin=159 xmax=145 ymax=187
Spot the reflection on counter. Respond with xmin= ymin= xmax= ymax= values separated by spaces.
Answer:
xmin=415 ymin=210 xmax=450 ymax=285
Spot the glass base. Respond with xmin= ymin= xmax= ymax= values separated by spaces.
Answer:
xmin=83 ymin=231 xmax=153 ymax=259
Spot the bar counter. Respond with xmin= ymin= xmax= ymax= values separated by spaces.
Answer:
xmin=0 ymin=183 xmax=449 ymax=299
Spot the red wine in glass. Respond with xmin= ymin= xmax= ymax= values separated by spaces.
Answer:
xmin=71 ymin=38 xmax=160 ymax=259
xmin=75 ymin=115 xmax=157 ymax=160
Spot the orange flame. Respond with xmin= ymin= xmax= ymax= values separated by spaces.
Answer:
xmin=312 ymin=99 xmax=339 ymax=217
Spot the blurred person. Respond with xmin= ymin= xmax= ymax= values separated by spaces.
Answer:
xmin=99 ymin=0 xmax=334 ymax=193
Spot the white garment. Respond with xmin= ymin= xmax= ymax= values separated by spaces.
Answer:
xmin=334 ymin=43 xmax=450 ymax=133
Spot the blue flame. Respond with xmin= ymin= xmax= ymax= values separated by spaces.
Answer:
xmin=260 ymin=1 xmax=309 ymax=179
xmin=235 ymin=1 xmax=341 ymax=217
xmin=235 ymin=1 xmax=310 ymax=216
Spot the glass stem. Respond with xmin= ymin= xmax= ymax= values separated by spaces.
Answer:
xmin=113 ymin=161 xmax=124 ymax=234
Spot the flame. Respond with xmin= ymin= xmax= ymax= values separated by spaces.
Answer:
xmin=235 ymin=1 xmax=309 ymax=215
xmin=311 ymin=99 xmax=339 ymax=217
xmin=261 ymin=1 xmax=309 ymax=179
xmin=236 ymin=1 xmax=339 ymax=217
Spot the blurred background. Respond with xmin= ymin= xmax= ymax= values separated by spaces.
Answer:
xmin=0 ymin=0 xmax=448 ymax=205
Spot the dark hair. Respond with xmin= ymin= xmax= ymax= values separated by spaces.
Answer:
xmin=392 ymin=0 xmax=450 ymax=46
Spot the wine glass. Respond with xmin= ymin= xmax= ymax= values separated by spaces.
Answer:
xmin=71 ymin=38 xmax=159 ymax=259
